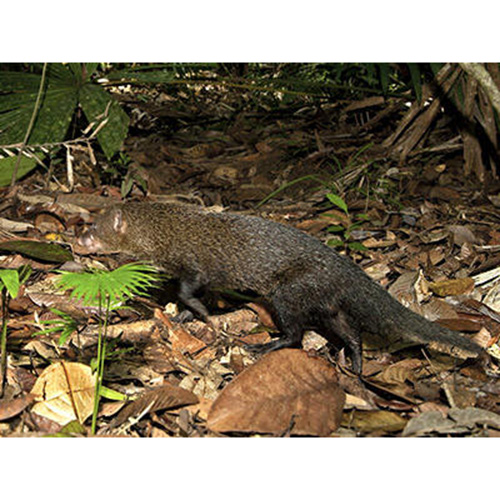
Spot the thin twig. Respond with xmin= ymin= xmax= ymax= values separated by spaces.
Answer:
xmin=10 ymin=62 xmax=48 ymax=187
xmin=1 ymin=136 xmax=93 ymax=152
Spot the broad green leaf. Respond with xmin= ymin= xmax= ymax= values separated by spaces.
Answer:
xmin=0 ymin=71 xmax=43 ymax=92
xmin=365 ymin=63 xmax=376 ymax=82
xmin=430 ymin=63 xmax=444 ymax=76
xmin=0 ymin=240 xmax=74 ymax=263
xmin=379 ymin=63 xmax=390 ymax=94
xmin=66 ymin=63 xmax=99 ymax=83
xmin=0 ymin=64 xmax=126 ymax=161
xmin=47 ymin=63 xmax=79 ymax=85
xmin=106 ymin=68 xmax=179 ymax=84
xmin=407 ymin=63 xmax=422 ymax=102
xmin=0 ymin=65 xmax=78 ymax=145
xmin=79 ymin=84 xmax=129 ymax=159
xmin=0 ymin=156 xmax=39 ymax=186
xmin=0 ymin=269 xmax=20 ymax=298
xmin=326 ymin=193 xmax=348 ymax=214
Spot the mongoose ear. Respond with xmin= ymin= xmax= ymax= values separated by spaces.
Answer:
xmin=112 ymin=209 xmax=127 ymax=234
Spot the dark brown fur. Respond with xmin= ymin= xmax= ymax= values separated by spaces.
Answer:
xmin=78 ymin=202 xmax=484 ymax=373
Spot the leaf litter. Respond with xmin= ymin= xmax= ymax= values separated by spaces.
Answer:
xmin=0 ymin=76 xmax=499 ymax=437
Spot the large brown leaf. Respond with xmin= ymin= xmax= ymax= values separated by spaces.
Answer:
xmin=207 ymin=349 xmax=345 ymax=436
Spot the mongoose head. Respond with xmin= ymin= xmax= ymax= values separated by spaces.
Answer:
xmin=77 ymin=206 xmax=128 ymax=254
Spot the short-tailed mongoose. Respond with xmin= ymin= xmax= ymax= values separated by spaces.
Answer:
xmin=77 ymin=202 xmax=484 ymax=373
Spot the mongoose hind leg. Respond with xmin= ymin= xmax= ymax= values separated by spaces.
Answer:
xmin=243 ymin=300 xmax=304 ymax=354
xmin=243 ymin=333 xmax=303 ymax=355
xmin=320 ymin=310 xmax=363 ymax=374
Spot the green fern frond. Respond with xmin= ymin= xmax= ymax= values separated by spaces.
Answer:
xmin=35 ymin=308 xmax=79 ymax=345
xmin=56 ymin=263 xmax=159 ymax=305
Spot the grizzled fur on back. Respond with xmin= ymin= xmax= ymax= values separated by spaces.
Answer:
xmin=85 ymin=202 xmax=368 ymax=296
xmin=79 ymin=201 xmax=484 ymax=372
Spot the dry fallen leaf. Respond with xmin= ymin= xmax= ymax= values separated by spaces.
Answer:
xmin=342 ymin=410 xmax=407 ymax=434
xmin=372 ymin=358 xmax=425 ymax=387
xmin=446 ymin=225 xmax=477 ymax=246
xmin=402 ymin=411 xmax=464 ymax=437
xmin=207 ymin=349 xmax=345 ymax=436
xmin=0 ymin=393 xmax=36 ymax=421
xmin=429 ymin=277 xmax=475 ymax=297
xmin=111 ymin=383 xmax=198 ymax=428
xmin=30 ymin=362 xmax=95 ymax=426
xmin=435 ymin=318 xmax=482 ymax=332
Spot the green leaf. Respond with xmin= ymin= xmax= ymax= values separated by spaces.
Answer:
xmin=430 ymin=63 xmax=444 ymax=75
xmin=365 ymin=63 xmax=376 ymax=81
xmin=349 ymin=142 xmax=373 ymax=165
xmin=67 ymin=63 xmax=98 ymax=83
xmin=0 ymin=156 xmax=39 ymax=187
xmin=407 ymin=63 xmax=422 ymax=102
xmin=348 ymin=221 xmax=366 ymax=231
xmin=379 ymin=63 xmax=390 ymax=94
xmin=56 ymin=263 xmax=159 ymax=306
xmin=36 ymin=308 xmax=78 ymax=345
xmin=327 ymin=238 xmax=344 ymax=247
xmin=0 ymin=269 xmax=20 ymax=298
xmin=256 ymin=174 xmax=322 ymax=208
xmin=121 ymin=175 xmax=134 ymax=198
xmin=326 ymin=193 xmax=348 ymax=214
xmin=18 ymin=264 xmax=32 ymax=284
xmin=326 ymin=225 xmax=345 ymax=233
xmin=107 ymin=68 xmax=179 ymax=84
xmin=100 ymin=385 xmax=128 ymax=401
xmin=0 ymin=65 xmax=79 ymax=145
xmin=348 ymin=241 xmax=368 ymax=252
xmin=47 ymin=420 xmax=87 ymax=437
xmin=356 ymin=213 xmax=371 ymax=221
xmin=79 ymin=84 xmax=129 ymax=159
xmin=0 ymin=240 xmax=74 ymax=263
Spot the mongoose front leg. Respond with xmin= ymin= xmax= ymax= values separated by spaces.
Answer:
xmin=176 ymin=275 xmax=210 ymax=322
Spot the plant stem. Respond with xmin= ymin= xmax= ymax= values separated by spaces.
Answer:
xmin=91 ymin=294 xmax=103 ymax=434
xmin=91 ymin=293 xmax=111 ymax=434
xmin=0 ymin=290 xmax=8 ymax=398
xmin=11 ymin=62 xmax=48 ymax=187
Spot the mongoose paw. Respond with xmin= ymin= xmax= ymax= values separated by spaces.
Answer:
xmin=242 ymin=338 xmax=295 ymax=355
xmin=172 ymin=310 xmax=195 ymax=323
xmin=242 ymin=342 xmax=274 ymax=355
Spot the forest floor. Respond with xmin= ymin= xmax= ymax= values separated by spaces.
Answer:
xmin=0 ymin=82 xmax=499 ymax=437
